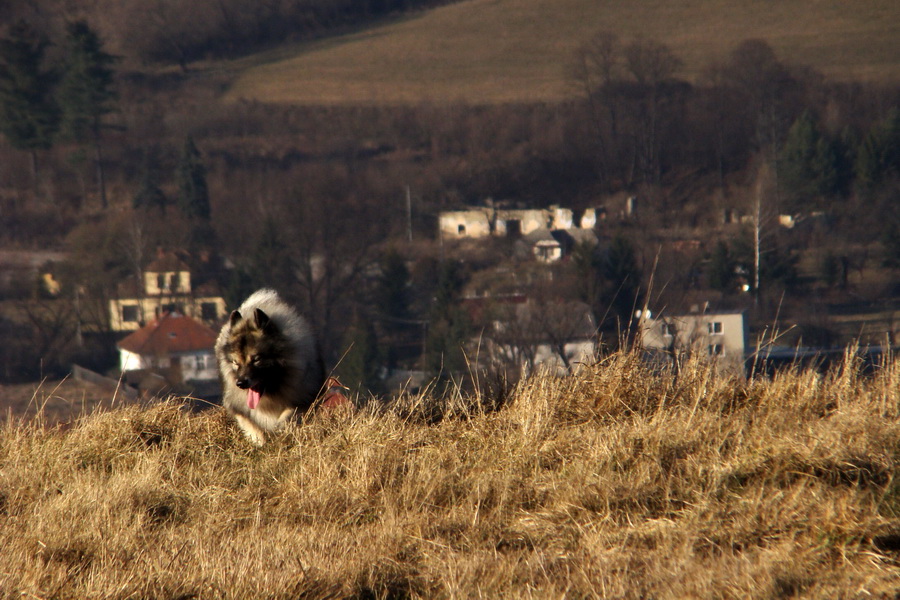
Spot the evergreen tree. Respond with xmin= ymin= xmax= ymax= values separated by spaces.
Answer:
xmin=601 ymin=235 xmax=642 ymax=329
xmin=176 ymin=135 xmax=211 ymax=220
xmin=882 ymin=218 xmax=900 ymax=271
xmin=132 ymin=148 xmax=168 ymax=212
xmin=376 ymin=250 xmax=411 ymax=326
xmin=57 ymin=20 xmax=117 ymax=209
xmin=426 ymin=261 xmax=470 ymax=379
xmin=780 ymin=110 xmax=843 ymax=210
xmin=570 ymin=240 xmax=603 ymax=313
xmin=0 ymin=21 xmax=59 ymax=187
xmin=425 ymin=307 xmax=470 ymax=379
xmin=707 ymin=241 xmax=735 ymax=292
xmin=856 ymin=109 xmax=900 ymax=191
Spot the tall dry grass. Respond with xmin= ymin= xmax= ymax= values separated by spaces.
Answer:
xmin=2 ymin=351 xmax=900 ymax=598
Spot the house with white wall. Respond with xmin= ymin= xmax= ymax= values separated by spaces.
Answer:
xmin=109 ymin=250 xmax=226 ymax=332
xmin=438 ymin=204 xmax=598 ymax=240
xmin=117 ymin=312 xmax=219 ymax=382
xmin=640 ymin=309 xmax=748 ymax=373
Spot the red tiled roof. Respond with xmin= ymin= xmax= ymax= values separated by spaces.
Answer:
xmin=117 ymin=313 xmax=217 ymax=356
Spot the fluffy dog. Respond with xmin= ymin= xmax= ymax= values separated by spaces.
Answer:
xmin=215 ymin=288 xmax=325 ymax=445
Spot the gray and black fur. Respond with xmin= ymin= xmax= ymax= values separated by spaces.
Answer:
xmin=215 ymin=288 xmax=325 ymax=445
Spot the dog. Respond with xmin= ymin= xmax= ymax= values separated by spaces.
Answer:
xmin=215 ymin=288 xmax=326 ymax=445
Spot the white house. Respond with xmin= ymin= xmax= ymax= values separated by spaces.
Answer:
xmin=640 ymin=309 xmax=748 ymax=373
xmin=470 ymin=296 xmax=598 ymax=377
xmin=117 ymin=312 xmax=219 ymax=382
xmin=438 ymin=204 xmax=598 ymax=241
xmin=439 ymin=210 xmax=492 ymax=239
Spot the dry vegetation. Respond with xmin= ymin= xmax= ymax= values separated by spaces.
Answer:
xmin=225 ymin=0 xmax=900 ymax=105
xmin=2 ymin=352 xmax=900 ymax=598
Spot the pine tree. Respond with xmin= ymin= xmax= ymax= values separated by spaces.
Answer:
xmin=56 ymin=21 xmax=117 ymax=209
xmin=780 ymin=110 xmax=842 ymax=210
xmin=571 ymin=240 xmax=603 ymax=313
xmin=601 ymin=235 xmax=642 ymax=328
xmin=882 ymin=218 xmax=900 ymax=271
xmin=176 ymin=135 xmax=211 ymax=221
xmin=376 ymin=250 xmax=412 ymax=329
xmin=0 ymin=21 xmax=59 ymax=188
xmin=856 ymin=109 xmax=900 ymax=191
xmin=426 ymin=261 xmax=470 ymax=379
xmin=707 ymin=241 xmax=735 ymax=292
xmin=132 ymin=148 xmax=168 ymax=212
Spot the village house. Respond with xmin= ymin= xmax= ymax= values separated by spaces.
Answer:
xmin=439 ymin=204 xmax=600 ymax=262
xmin=639 ymin=308 xmax=748 ymax=374
xmin=109 ymin=250 xmax=226 ymax=332
xmin=439 ymin=204 xmax=599 ymax=240
xmin=516 ymin=227 xmax=599 ymax=263
xmin=117 ymin=312 xmax=219 ymax=383
xmin=464 ymin=295 xmax=598 ymax=377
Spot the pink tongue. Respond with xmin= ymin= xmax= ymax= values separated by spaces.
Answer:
xmin=247 ymin=387 xmax=262 ymax=410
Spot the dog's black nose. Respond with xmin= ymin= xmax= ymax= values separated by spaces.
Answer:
xmin=236 ymin=377 xmax=250 ymax=389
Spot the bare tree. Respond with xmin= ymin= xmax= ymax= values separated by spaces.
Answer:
xmin=572 ymin=34 xmax=687 ymax=186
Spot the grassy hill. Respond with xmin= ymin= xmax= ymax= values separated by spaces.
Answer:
xmin=223 ymin=0 xmax=900 ymax=105
xmin=2 ymin=352 xmax=900 ymax=598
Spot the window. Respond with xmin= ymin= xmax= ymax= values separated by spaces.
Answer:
xmin=661 ymin=323 xmax=675 ymax=337
xmin=708 ymin=321 xmax=723 ymax=335
xmin=121 ymin=305 xmax=139 ymax=322
xmin=458 ymin=224 xmax=466 ymax=235
xmin=157 ymin=273 xmax=166 ymax=292
xmin=708 ymin=344 xmax=724 ymax=356
xmin=201 ymin=302 xmax=218 ymax=321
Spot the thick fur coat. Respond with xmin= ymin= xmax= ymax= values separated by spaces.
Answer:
xmin=215 ymin=288 xmax=325 ymax=445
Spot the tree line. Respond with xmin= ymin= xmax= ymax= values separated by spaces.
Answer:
xmin=0 ymin=20 xmax=116 ymax=206
xmin=0 ymin=18 xmax=899 ymax=388
xmin=5 ymin=0 xmax=460 ymax=70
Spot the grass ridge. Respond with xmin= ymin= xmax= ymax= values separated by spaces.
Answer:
xmin=1 ymin=351 xmax=899 ymax=598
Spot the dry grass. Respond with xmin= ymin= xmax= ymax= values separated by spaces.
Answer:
xmin=224 ymin=0 xmax=900 ymax=105
xmin=2 ymin=351 xmax=900 ymax=598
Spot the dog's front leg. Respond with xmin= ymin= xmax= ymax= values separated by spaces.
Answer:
xmin=233 ymin=413 xmax=266 ymax=446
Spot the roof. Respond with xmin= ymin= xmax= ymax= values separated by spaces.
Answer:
xmin=117 ymin=312 xmax=217 ymax=356
xmin=146 ymin=253 xmax=190 ymax=273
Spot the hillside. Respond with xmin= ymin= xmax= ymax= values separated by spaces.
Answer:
xmin=224 ymin=0 xmax=900 ymax=105
xmin=2 ymin=353 xmax=900 ymax=598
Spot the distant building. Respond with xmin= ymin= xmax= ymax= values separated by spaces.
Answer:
xmin=640 ymin=309 xmax=748 ymax=373
xmin=439 ymin=209 xmax=492 ymax=238
xmin=516 ymin=227 xmax=599 ymax=263
xmin=117 ymin=312 xmax=219 ymax=382
xmin=438 ymin=204 xmax=598 ymax=240
xmin=109 ymin=250 xmax=226 ymax=332
xmin=466 ymin=295 xmax=598 ymax=377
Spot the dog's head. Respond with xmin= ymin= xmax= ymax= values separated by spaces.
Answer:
xmin=221 ymin=308 xmax=288 ymax=409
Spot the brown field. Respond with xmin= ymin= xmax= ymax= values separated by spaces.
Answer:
xmin=2 ymin=352 xmax=900 ymax=598
xmin=224 ymin=0 xmax=900 ymax=105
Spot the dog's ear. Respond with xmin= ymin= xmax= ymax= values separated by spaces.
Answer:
xmin=229 ymin=310 xmax=242 ymax=326
xmin=253 ymin=308 xmax=274 ymax=331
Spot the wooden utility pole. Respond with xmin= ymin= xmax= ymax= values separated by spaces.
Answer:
xmin=406 ymin=185 xmax=413 ymax=243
